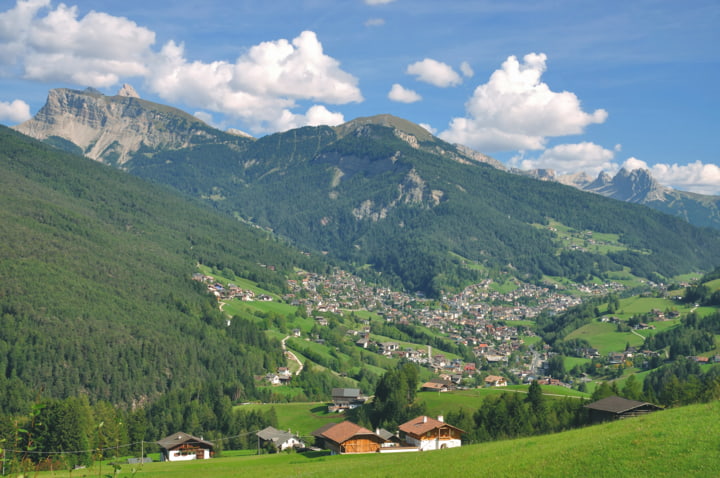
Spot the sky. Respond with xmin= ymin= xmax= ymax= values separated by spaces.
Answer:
xmin=0 ymin=0 xmax=718 ymax=194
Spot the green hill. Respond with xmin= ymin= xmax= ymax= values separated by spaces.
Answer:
xmin=44 ymin=401 xmax=720 ymax=477
xmin=0 ymin=126 xmax=326 ymax=409
xmin=126 ymin=115 xmax=720 ymax=297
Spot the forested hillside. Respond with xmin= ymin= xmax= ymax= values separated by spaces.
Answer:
xmin=0 ymin=126 xmax=328 ymax=410
xmin=127 ymin=118 xmax=720 ymax=296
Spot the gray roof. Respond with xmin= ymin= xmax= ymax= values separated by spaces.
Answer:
xmin=331 ymin=388 xmax=361 ymax=398
xmin=256 ymin=426 xmax=297 ymax=444
xmin=585 ymin=396 xmax=660 ymax=414
xmin=156 ymin=432 xmax=215 ymax=450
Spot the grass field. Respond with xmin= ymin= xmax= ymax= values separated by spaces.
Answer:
xmin=566 ymin=321 xmax=644 ymax=355
xmin=33 ymin=401 xmax=719 ymax=477
xmin=235 ymin=402 xmax=344 ymax=438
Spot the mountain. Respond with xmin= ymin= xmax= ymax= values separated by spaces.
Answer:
xmin=14 ymin=88 xmax=720 ymax=296
xmin=0 ymin=125 xmax=325 ymax=410
xmin=557 ymin=168 xmax=720 ymax=230
xmin=13 ymin=86 xmax=249 ymax=166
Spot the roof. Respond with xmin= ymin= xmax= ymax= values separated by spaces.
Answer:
xmin=256 ymin=426 xmax=296 ymax=443
xmin=585 ymin=396 xmax=661 ymax=414
xmin=331 ymin=388 xmax=361 ymax=398
xmin=399 ymin=416 xmax=464 ymax=436
xmin=156 ymin=432 xmax=215 ymax=450
xmin=312 ymin=421 xmax=381 ymax=444
xmin=422 ymin=382 xmax=447 ymax=390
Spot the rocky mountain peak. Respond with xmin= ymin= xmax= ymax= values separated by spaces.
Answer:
xmin=117 ymin=83 xmax=140 ymax=98
xmin=13 ymin=87 xmax=213 ymax=165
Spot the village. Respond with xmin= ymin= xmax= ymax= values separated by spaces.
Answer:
xmin=194 ymin=267 xmax=632 ymax=390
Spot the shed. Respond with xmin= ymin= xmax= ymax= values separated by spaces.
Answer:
xmin=584 ymin=396 xmax=661 ymax=423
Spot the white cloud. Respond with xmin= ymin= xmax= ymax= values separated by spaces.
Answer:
xmin=364 ymin=0 xmax=395 ymax=4
xmin=406 ymin=58 xmax=462 ymax=88
xmin=510 ymin=142 xmax=617 ymax=177
xmin=0 ymin=1 xmax=154 ymax=87
xmin=0 ymin=99 xmax=31 ymax=123
xmin=460 ymin=61 xmax=474 ymax=78
xmin=439 ymin=53 xmax=608 ymax=152
xmin=388 ymin=83 xmax=421 ymax=103
xmin=623 ymin=158 xmax=720 ymax=195
xmin=148 ymin=31 xmax=361 ymax=133
xmin=419 ymin=123 xmax=437 ymax=135
xmin=364 ymin=18 xmax=385 ymax=27
xmin=0 ymin=2 xmax=362 ymax=134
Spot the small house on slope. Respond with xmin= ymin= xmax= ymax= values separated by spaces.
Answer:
xmin=312 ymin=421 xmax=386 ymax=454
xmin=256 ymin=426 xmax=304 ymax=452
xmin=584 ymin=396 xmax=661 ymax=423
xmin=398 ymin=416 xmax=464 ymax=451
xmin=157 ymin=432 xmax=215 ymax=461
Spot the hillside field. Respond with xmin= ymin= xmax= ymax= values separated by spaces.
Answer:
xmin=28 ymin=400 xmax=720 ymax=478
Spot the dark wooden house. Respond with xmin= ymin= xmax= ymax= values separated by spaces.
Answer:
xmin=584 ymin=396 xmax=661 ymax=423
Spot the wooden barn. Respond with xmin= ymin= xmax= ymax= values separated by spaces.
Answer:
xmin=312 ymin=421 xmax=386 ymax=454
xmin=584 ymin=396 xmax=662 ymax=423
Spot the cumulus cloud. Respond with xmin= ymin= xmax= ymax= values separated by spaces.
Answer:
xmin=0 ymin=1 xmax=154 ymax=87
xmin=439 ymin=53 xmax=607 ymax=152
xmin=510 ymin=142 xmax=617 ymax=177
xmin=388 ymin=83 xmax=421 ymax=103
xmin=460 ymin=61 xmax=474 ymax=78
xmin=406 ymin=58 xmax=462 ymax=88
xmin=0 ymin=99 xmax=31 ymax=123
xmin=622 ymin=158 xmax=720 ymax=195
xmin=148 ymin=31 xmax=361 ymax=133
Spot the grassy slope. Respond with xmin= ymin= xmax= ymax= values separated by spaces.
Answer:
xmin=58 ymin=401 xmax=719 ymax=478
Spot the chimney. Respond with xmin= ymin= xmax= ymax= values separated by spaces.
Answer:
xmin=438 ymin=415 xmax=444 ymax=423
xmin=423 ymin=416 xmax=427 ymax=423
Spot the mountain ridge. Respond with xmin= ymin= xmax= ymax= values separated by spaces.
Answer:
xmin=12 ymin=87 xmax=720 ymax=295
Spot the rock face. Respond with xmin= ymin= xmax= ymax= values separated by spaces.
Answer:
xmin=13 ymin=87 xmax=215 ymax=165
xmin=583 ymin=168 xmax=668 ymax=203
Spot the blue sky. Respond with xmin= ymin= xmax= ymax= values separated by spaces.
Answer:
xmin=1 ymin=0 xmax=718 ymax=194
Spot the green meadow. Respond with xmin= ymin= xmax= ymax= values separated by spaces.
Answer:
xmin=31 ymin=401 xmax=719 ymax=478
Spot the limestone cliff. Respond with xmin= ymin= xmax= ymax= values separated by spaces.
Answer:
xmin=13 ymin=87 xmax=219 ymax=165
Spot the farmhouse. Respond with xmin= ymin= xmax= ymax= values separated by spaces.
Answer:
xmin=329 ymin=387 xmax=365 ymax=412
xmin=398 ymin=415 xmax=464 ymax=451
xmin=256 ymin=426 xmax=304 ymax=452
xmin=157 ymin=432 xmax=214 ymax=461
xmin=584 ymin=396 xmax=662 ymax=423
xmin=484 ymin=375 xmax=508 ymax=387
xmin=312 ymin=421 xmax=386 ymax=454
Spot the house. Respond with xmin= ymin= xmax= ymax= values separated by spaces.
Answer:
xmin=256 ymin=426 xmax=304 ymax=452
xmin=484 ymin=375 xmax=508 ymax=387
xmin=329 ymin=388 xmax=365 ymax=412
xmin=584 ymin=396 xmax=662 ymax=423
xmin=157 ymin=432 xmax=215 ymax=462
xmin=421 ymin=381 xmax=449 ymax=392
xmin=312 ymin=421 xmax=386 ymax=454
xmin=398 ymin=416 xmax=464 ymax=451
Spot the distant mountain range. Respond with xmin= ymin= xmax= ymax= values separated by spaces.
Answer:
xmin=13 ymin=86 xmax=720 ymax=296
xmin=515 ymin=167 xmax=720 ymax=230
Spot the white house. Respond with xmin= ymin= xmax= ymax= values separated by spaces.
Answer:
xmin=398 ymin=416 xmax=464 ymax=451
xmin=157 ymin=432 xmax=214 ymax=461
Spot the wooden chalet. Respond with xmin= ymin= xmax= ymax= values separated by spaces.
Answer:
xmin=312 ymin=421 xmax=386 ymax=454
xmin=398 ymin=415 xmax=464 ymax=451
xmin=584 ymin=396 xmax=662 ymax=423
xmin=157 ymin=432 xmax=215 ymax=462
xmin=329 ymin=387 xmax=365 ymax=412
